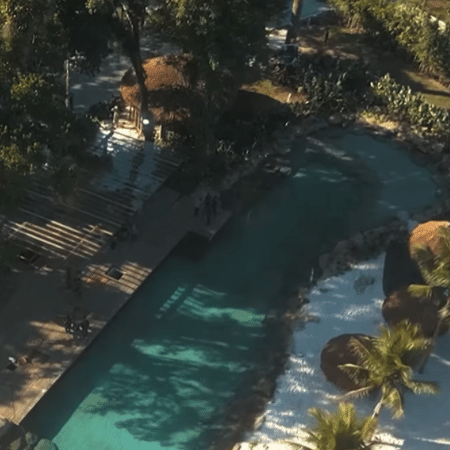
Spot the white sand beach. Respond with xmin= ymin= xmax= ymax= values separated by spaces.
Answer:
xmin=239 ymin=254 xmax=450 ymax=450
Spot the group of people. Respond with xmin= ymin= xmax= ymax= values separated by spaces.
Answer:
xmin=64 ymin=315 xmax=90 ymax=339
xmin=194 ymin=191 xmax=219 ymax=225
xmin=110 ymin=221 xmax=138 ymax=249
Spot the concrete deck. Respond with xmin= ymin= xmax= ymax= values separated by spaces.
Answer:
xmin=0 ymin=139 xmax=232 ymax=424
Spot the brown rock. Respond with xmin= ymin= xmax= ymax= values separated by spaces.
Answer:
xmin=409 ymin=220 xmax=450 ymax=260
xmin=432 ymin=142 xmax=445 ymax=153
xmin=382 ymin=288 xmax=449 ymax=338
xmin=320 ymin=334 xmax=375 ymax=392
xmin=383 ymin=239 xmax=424 ymax=297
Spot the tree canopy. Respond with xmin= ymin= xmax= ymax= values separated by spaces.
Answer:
xmin=148 ymin=0 xmax=286 ymax=90
xmin=0 ymin=0 xmax=100 ymax=207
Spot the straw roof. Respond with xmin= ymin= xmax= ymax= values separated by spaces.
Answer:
xmin=120 ymin=53 xmax=238 ymax=133
xmin=320 ymin=334 xmax=374 ymax=392
xmin=383 ymin=239 xmax=424 ymax=297
xmin=409 ymin=221 xmax=450 ymax=260
xmin=382 ymin=287 xmax=449 ymax=338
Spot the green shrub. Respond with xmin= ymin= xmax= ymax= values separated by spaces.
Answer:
xmin=278 ymin=54 xmax=376 ymax=115
xmin=281 ymin=52 xmax=450 ymax=140
xmin=370 ymin=73 xmax=450 ymax=136
xmin=328 ymin=0 xmax=450 ymax=78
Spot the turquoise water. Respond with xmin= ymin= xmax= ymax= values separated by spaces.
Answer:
xmin=22 ymin=131 xmax=436 ymax=450
xmin=303 ymin=130 xmax=437 ymax=219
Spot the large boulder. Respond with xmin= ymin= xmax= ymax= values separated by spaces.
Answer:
xmin=383 ymin=239 xmax=424 ymax=297
xmin=320 ymin=334 xmax=374 ymax=392
xmin=409 ymin=221 xmax=450 ymax=261
xmin=382 ymin=287 xmax=449 ymax=338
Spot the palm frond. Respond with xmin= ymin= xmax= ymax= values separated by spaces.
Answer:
xmin=413 ymin=228 xmax=450 ymax=288
xmin=348 ymin=337 xmax=380 ymax=372
xmin=339 ymin=386 xmax=373 ymax=400
xmin=403 ymin=379 xmax=439 ymax=395
xmin=360 ymin=416 xmax=378 ymax=442
xmin=436 ymin=226 xmax=450 ymax=261
xmin=438 ymin=299 xmax=450 ymax=322
xmin=407 ymin=283 xmax=433 ymax=299
xmin=337 ymin=322 xmax=437 ymax=421
xmin=307 ymin=403 xmax=375 ymax=450
xmin=338 ymin=362 xmax=370 ymax=386
xmin=384 ymin=387 xmax=404 ymax=419
xmin=412 ymin=243 xmax=436 ymax=279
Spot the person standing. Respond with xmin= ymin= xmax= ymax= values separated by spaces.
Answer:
xmin=112 ymin=105 xmax=119 ymax=128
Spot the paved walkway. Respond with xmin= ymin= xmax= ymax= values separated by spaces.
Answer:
xmin=0 ymin=180 xmax=231 ymax=424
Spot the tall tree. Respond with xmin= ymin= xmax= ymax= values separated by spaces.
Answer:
xmin=55 ymin=0 xmax=113 ymax=75
xmin=86 ymin=0 xmax=150 ymax=116
xmin=148 ymin=0 xmax=285 ymax=96
xmin=147 ymin=0 xmax=285 ymax=154
xmin=340 ymin=321 xmax=439 ymax=422
xmin=0 ymin=0 xmax=66 ymax=72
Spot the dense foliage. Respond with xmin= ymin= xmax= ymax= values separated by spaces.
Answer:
xmin=276 ymin=54 xmax=376 ymax=115
xmin=148 ymin=0 xmax=286 ymax=94
xmin=370 ymin=74 xmax=450 ymax=137
xmin=0 ymin=0 xmax=113 ymax=207
xmin=328 ymin=0 xmax=450 ymax=78
xmin=279 ymin=53 xmax=450 ymax=140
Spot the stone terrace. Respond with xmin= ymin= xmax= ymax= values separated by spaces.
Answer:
xmin=0 ymin=128 xmax=231 ymax=424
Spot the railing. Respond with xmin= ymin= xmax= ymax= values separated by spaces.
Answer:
xmin=126 ymin=105 xmax=143 ymax=135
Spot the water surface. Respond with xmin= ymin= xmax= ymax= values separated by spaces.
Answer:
xmin=22 ymin=130 xmax=436 ymax=450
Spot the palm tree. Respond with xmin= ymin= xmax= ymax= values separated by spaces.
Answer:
xmin=339 ymin=321 xmax=439 ymax=421
xmin=408 ymin=225 xmax=450 ymax=371
xmin=294 ymin=402 xmax=377 ymax=450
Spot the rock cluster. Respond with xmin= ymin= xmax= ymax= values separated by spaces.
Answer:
xmin=317 ymin=195 xmax=450 ymax=281
xmin=318 ymin=223 xmax=406 ymax=280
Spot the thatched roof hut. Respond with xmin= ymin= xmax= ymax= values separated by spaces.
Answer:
xmin=382 ymin=287 xmax=449 ymax=338
xmin=383 ymin=239 xmax=424 ymax=297
xmin=320 ymin=334 xmax=374 ymax=392
xmin=409 ymin=221 xmax=450 ymax=260
xmin=120 ymin=53 xmax=238 ymax=134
